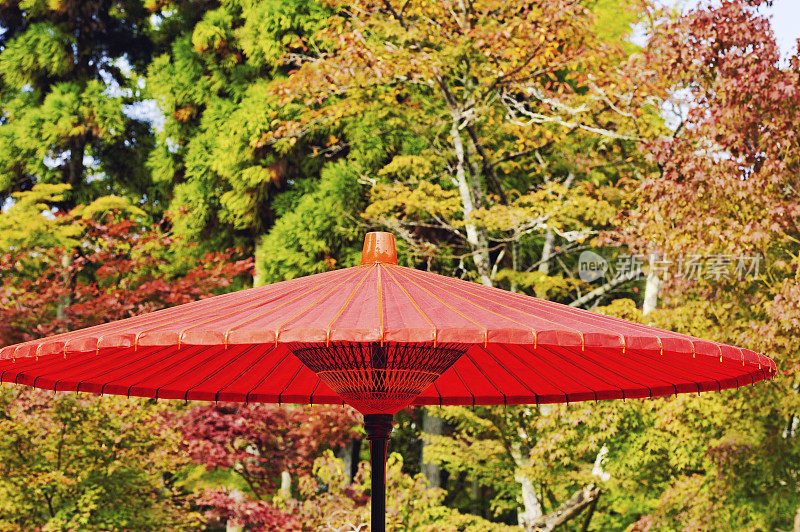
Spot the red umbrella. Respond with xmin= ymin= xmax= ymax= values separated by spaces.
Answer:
xmin=0 ymin=232 xmax=775 ymax=530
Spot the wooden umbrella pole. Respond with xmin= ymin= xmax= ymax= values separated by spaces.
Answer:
xmin=364 ymin=414 xmax=393 ymax=532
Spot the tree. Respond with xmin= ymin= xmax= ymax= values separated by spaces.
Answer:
xmin=0 ymin=191 xmax=253 ymax=529
xmin=268 ymin=0 xmax=661 ymax=290
xmin=267 ymin=0 xmax=666 ymax=526
xmin=0 ymin=387 xmax=201 ymax=531
xmin=145 ymin=0 xmax=347 ymax=277
xmin=0 ymin=187 xmax=253 ymax=346
xmin=610 ymin=0 xmax=800 ymax=528
xmin=0 ymin=0 xmax=159 ymax=210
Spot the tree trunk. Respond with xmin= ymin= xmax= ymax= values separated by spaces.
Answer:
xmin=569 ymin=270 xmax=640 ymax=308
xmin=511 ymin=241 xmax=519 ymax=292
xmin=512 ymin=445 xmax=543 ymax=528
xmin=226 ymin=490 xmax=245 ymax=532
xmin=471 ymin=477 xmax=481 ymax=515
xmin=538 ymin=230 xmax=555 ymax=275
xmin=335 ymin=439 xmax=362 ymax=483
xmin=515 ymin=471 xmax=543 ymax=528
xmin=421 ymin=408 xmax=443 ymax=489
xmin=449 ymin=112 xmax=492 ymax=287
xmin=64 ymin=138 xmax=86 ymax=208
xmin=538 ymin=173 xmax=573 ymax=277
xmin=643 ymin=265 xmax=661 ymax=316
xmin=253 ymin=237 xmax=266 ymax=287
xmin=279 ymin=470 xmax=291 ymax=500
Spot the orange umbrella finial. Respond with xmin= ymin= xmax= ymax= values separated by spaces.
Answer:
xmin=361 ymin=232 xmax=398 ymax=265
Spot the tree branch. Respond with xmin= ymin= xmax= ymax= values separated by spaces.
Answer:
xmin=527 ymin=484 xmax=601 ymax=532
xmin=464 ymin=122 xmax=508 ymax=204
xmin=569 ymin=270 xmax=640 ymax=308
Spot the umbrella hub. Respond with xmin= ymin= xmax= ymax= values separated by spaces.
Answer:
xmin=361 ymin=231 xmax=398 ymax=265
xmin=289 ymin=342 xmax=468 ymax=414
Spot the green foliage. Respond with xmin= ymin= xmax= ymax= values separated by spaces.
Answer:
xmin=255 ymin=161 xmax=364 ymax=284
xmin=146 ymin=0 xmax=335 ymax=264
xmin=297 ymin=451 xmax=512 ymax=531
xmin=0 ymin=388 xmax=199 ymax=531
xmin=0 ymin=23 xmax=74 ymax=90
xmin=0 ymin=1 xmax=159 ymax=208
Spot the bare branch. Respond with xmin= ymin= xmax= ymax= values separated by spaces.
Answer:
xmin=526 ymin=484 xmax=601 ymax=532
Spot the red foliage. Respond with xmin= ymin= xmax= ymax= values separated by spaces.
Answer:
xmin=0 ymin=215 xmax=254 ymax=346
xmin=629 ymin=0 xmax=800 ymax=253
xmin=197 ymin=489 xmax=302 ymax=531
xmin=176 ymin=403 xmax=360 ymax=499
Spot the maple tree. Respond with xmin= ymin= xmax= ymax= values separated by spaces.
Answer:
xmin=266 ymin=0 xmax=660 ymax=292
xmin=0 ymin=189 xmax=253 ymax=529
xmin=606 ymin=0 xmax=800 ymax=529
xmin=0 ymin=186 xmax=253 ymax=346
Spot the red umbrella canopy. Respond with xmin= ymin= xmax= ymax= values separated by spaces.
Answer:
xmin=0 ymin=232 xmax=775 ymax=415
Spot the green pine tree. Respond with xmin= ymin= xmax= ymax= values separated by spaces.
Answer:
xmin=0 ymin=0 xmax=158 ymax=210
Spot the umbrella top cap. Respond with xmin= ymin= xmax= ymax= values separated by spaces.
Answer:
xmin=361 ymin=232 xmax=398 ymax=265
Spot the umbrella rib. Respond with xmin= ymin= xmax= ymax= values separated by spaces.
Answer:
xmin=308 ymin=377 xmax=322 ymax=406
xmin=580 ymin=345 xmax=685 ymax=396
xmin=624 ymin=347 xmax=738 ymax=388
xmin=277 ymin=364 xmax=305 ymax=405
xmin=114 ymin=269 xmax=353 ymax=351
xmin=475 ymin=345 xmax=540 ymax=404
xmin=323 ymin=265 xmax=376 ymax=343
xmin=416 ymin=269 xmax=757 ymax=368
xmin=407 ymin=270 xmax=599 ymax=346
xmin=520 ymin=344 xmax=601 ymax=402
xmin=377 ymin=265 xmax=384 ymax=343
xmin=147 ymin=345 xmax=235 ymax=399
xmin=2 ymin=350 xmax=91 ymax=386
xmin=497 ymin=344 xmax=569 ymax=403
xmin=451 ymin=365 xmax=476 ymax=406
xmin=414 ymin=268 xmax=656 ymax=335
xmin=214 ymin=345 xmax=279 ymax=402
xmin=15 ymin=271 xmax=333 ymax=359
xmin=216 ymin=267 xmax=362 ymax=343
xmin=416 ymin=269 xmax=688 ymax=344
xmin=181 ymin=344 xmax=262 ymax=401
xmin=540 ymin=344 xmax=651 ymax=399
xmin=519 ymin=344 xmax=615 ymax=402
xmin=620 ymin=347 xmax=744 ymax=392
xmin=96 ymin=346 xmax=186 ymax=396
xmin=169 ymin=268 xmax=358 ymax=346
xmin=625 ymin=345 xmax=749 ymax=381
xmin=462 ymin=349 xmax=507 ymax=405
xmin=126 ymin=345 xmax=210 ymax=398
xmin=389 ymin=268 xmax=488 ymax=344
xmin=382 ymin=266 xmax=437 ymax=343
xmin=73 ymin=348 xmax=167 ymax=393
xmin=44 ymin=345 xmax=173 ymax=393
xmin=244 ymin=349 xmax=293 ymax=404
xmin=402 ymin=269 xmax=543 ymax=344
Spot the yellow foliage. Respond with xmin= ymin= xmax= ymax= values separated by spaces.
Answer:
xmin=377 ymin=155 xmax=435 ymax=182
xmin=364 ymin=181 xmax=461 ymax=223
xmin=72 ymin=196 xmax=147 ymax=220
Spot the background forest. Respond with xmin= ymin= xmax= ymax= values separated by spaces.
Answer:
xmin=0 ymin=0 xmax=799 ymax=530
